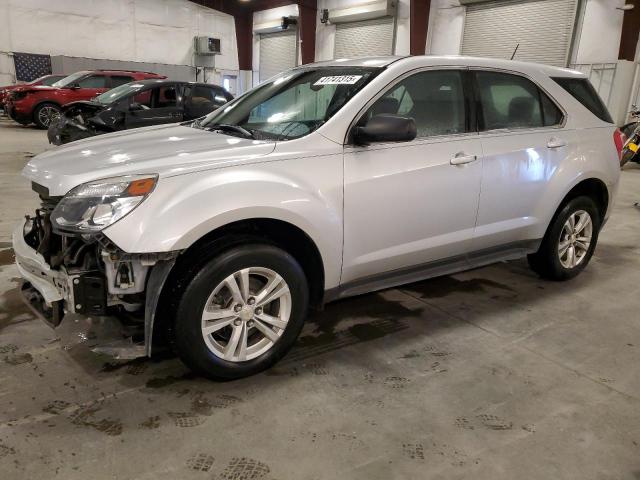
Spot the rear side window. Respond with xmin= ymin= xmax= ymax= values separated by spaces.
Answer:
xmin=475 ymin=71 xmax=563 ymax=130
xmin=111 ymin=75 xmax=134 ymax=87
xmin=551 ymin=77 xmax=613 ymax=123
xmin=189 ymin=86 xmax=216 ymax=105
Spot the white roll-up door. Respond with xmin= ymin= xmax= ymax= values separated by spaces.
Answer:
xmin=259 ymin=30 xmax=297 ymax=83
xmin=461 ymin=0 xmax=578 ymax=67
xmin=334 ymin=17 xmax=395 ymax=59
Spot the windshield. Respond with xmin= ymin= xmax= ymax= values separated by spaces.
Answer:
xmin=38 ymin=75 xmax=64 ymax=86
xmin=52 ymin=71 xmax=89 ymax=88
xmin=95 ymin=82 xmax=147 ymax=104
xmin=197 ymin=67 xmax=380 ymax=140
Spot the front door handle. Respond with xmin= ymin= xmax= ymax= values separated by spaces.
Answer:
xmin=547 ymin=137 xmax=567 ymax=149
xmin=450 ymin=152 xmax=478 ymax=166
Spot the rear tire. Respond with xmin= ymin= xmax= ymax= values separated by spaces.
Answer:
xmin=173 ymin=243 xmax=309 ymax=380
xmin=528 ymin=196 xmax=601 ymax=280
xmin=33 ymin=103 xmax=61 ymax=129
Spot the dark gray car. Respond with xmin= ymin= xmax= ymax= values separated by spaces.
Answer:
xmin=48 ymin=79 xmax=233 ymax=145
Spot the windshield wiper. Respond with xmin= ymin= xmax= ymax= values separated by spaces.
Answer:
xmin=206 ymin=123 xmax=255 ymax=139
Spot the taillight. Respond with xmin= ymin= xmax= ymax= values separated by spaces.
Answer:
xmin=613 ymin=128 xmax=626 ymax=160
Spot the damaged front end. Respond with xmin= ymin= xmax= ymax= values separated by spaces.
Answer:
xmin=13 ymin=177 xmax=177 ymax=359
xmin=48 ymin=102 xmax=119 ymax=146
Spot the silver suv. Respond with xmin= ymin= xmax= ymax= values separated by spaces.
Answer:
xmin=14 ymin=56 xmax=621 ymax=379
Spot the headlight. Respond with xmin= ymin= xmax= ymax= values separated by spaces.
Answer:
xmin=51 ymin=174 xmax=158 ymax=233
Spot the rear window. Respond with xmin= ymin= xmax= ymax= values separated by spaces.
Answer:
xmin=552 ymin=77 xmax=613 ymax=123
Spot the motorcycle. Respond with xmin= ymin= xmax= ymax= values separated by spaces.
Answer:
xmin=620 ymin=105 xmax=640 ymax=167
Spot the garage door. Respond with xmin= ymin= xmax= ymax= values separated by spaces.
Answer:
xmin=259 ymin=31 xmax=297 ymax=83
xmin=461 ymin=0 xmax=578 ymax=67
xmin=334 ymin=17 xmax=395 ymax=59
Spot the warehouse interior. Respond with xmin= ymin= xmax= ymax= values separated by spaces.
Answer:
xmin=1 ymin=1 xmax=640 ymax=479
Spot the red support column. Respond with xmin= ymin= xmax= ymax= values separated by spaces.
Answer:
xmin=619 ymin=3 xmax=640 ymax=61
xmin=298 ymin=0 xmax=317 ymax=64
xmin=234 ymin=13 xmax=253 ymax=71
xmin=410 ymin=0 xmax=431 ymax=56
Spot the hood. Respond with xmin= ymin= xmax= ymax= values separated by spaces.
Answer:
xmin=11 ymin=85 xmax=57 ymax=93
xmin=23 ymin=124 xmax=276 ymax=196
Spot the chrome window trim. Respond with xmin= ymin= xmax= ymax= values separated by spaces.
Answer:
xmin=469 ymin=66 xmax=568 ymax=135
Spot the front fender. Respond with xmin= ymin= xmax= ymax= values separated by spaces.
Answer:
xmin=104 ymin=154 xmax=344 ymax=289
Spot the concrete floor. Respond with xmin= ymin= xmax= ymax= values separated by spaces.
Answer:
xmin=0 ymin=116 xmax=639 ymax=480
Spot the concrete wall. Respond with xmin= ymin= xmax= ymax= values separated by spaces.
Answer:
xmin=0 ymin=0 xmax=238 ymax=86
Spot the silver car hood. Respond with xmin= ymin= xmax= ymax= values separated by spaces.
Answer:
xmin=23 ymin=124 xmax=276 ymax=196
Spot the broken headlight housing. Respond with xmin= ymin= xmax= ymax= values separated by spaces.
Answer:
xmin=51 ymin=174 xmax=158 ymax=234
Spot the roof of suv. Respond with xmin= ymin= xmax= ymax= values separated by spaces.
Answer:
xmin=122 ymin=79 xmax=222 ymax=87
xmin=304 ymin=55 xmax=586 ymax=79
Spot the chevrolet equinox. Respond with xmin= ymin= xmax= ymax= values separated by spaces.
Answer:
xmin=13 ymin=56 xmax=621 ymax=379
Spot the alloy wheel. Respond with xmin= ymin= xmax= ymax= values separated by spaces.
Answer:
xmin=38 ymin=106 xmax=60 ymax=127
xmin=200 ymin=267 xmax=291 ymax=362
xmin=558 ymin=210 xmax=593 ymax=269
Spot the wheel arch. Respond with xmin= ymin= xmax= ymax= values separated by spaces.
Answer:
xmin=555 ymin=177 xmax=609 ymax=223
xmin=148 ymin=217 xmax=327 ymax=355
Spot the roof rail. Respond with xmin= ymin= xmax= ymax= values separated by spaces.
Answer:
xmin=93 ymin=69 xmax=159 ymax=74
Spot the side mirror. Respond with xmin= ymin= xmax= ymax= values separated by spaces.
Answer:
xmin=353 ymin=114 xmax=417 ymax=145
xmin=129 ymin=102 xmax=144 ymax=111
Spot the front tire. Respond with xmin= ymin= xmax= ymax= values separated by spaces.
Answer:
xmin=173 ymin=244 xmax=309 ymax=380
xmin=33 ymin=103 xmax=61 ymax=129
xmin=528 ymin=196 xmax=601 ymax=280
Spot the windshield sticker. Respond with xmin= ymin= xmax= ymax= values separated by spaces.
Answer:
xmin=314 ymin=75 xmax=363 ymax=86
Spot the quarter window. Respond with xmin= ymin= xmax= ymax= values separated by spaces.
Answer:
xmin=551 ymin=77 xmax=613 ymax=123
xmin=362 ymin=70 xmax=467 ymax=138
xmin=475 ymin=71 xmax=563 ymax=130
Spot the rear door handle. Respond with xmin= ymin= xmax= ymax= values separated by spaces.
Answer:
xmin=450 ymin=152 xmax=478 ymax=166
xmin=547 ymin=137 xmax=567 ymax=149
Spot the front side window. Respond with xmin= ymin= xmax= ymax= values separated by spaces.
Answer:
xmin=157 ymin=86 xmax=177 ymax=107
xmin=475 ymin=71 xmax=563 ymax=130
xmin=198 ymin=67 xmax=380 ymax=140
xmin=361 ymin=70 xmax=467 ymax=138
xmin=189 ymin=86 xmax=215 ymax=106
xmin=129 ymin=85 xmax=177 ymax=109
xmin=77 ymin=75 xmax=108 ymax=89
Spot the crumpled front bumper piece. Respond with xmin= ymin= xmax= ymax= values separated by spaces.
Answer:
xmin=12 ymin=220 xmax=73 ymax=306
xmin=47 ymin=116 xmax=96 ymax=145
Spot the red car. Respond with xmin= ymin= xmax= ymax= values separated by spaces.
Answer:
xmin=0 ymin=74 xmax=66 ymax=108
xmin=5 ymin=70 xmax=165 ymax=129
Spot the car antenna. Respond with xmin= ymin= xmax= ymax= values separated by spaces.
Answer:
xmin=510 ymin=43 xmax=520 ymax=60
